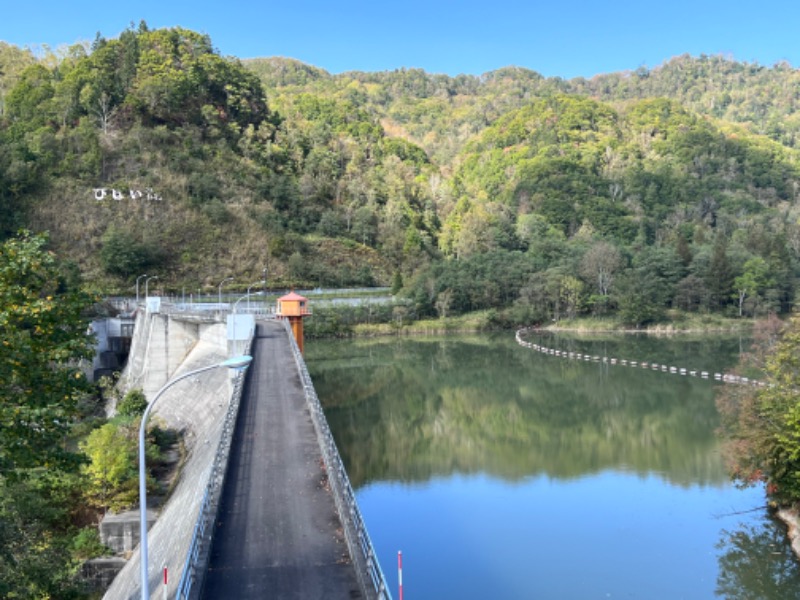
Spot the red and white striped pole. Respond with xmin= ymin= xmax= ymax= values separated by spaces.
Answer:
xmin=398 ymin=551 xmax=403 ymax=600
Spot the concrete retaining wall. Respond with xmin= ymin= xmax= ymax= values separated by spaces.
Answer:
xmin=82 ymin=558 xmax=127 ymax=594
xmin=100 ymin=510 xmax=156 ymax=555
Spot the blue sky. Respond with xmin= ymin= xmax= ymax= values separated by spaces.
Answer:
xmin=3 ymin=0 xmax=800 ymax=79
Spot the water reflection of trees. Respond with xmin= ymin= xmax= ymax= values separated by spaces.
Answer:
xmin=716 ymin=516 xmax=800 ymax=598
xmin=308 ymin=335 xmax=739 ymax=488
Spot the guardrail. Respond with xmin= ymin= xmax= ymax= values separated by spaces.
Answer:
xmin=282 ymin=319 xmax=392 ymax=600
xmin=175 ymin=336 xmax=253 ymax=600
xmin=156 ymin=302 xmax=276 ymax=318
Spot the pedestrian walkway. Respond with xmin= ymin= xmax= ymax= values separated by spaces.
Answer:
xmin=201 ymin=321 xmax=362 ymax=598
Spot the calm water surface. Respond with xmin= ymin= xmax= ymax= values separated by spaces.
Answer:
xmin=306 ymin=333 xmax=800 ymax=600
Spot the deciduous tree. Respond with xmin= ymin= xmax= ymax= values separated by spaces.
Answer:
xmin=579 ymin=241 xmax=623 ymax=299
xmin=0 ymin=231 xmax=96 ymax=597
xmin=0 ymin=231 xmax=94 ymax=475
xmin=717 ymin=314 xmax=800 ymax=505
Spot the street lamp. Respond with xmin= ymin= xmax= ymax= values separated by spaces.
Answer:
xmin=136 ymin=274 xmax=148 ymax=304
xmin=218 ymin=277 xmax=233 ymax=308
xmin=231 ymin=291 xmax=263 ymax=355
xmin=262 ymin=267 xmax=268 ymax=315
xmin=245 ymin=281 xmax=263 ymax=312
xmin=138 ymin=354 xmax=253 ymax=599
xmin=145 ymin=275 xmax=158 ymax=299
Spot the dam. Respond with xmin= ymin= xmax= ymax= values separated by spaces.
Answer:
xmin=101 ymin=302 xmax=390 ymax=599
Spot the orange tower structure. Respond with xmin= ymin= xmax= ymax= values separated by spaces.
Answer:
xmin=276 ymin=291 xmax=311 ymax=353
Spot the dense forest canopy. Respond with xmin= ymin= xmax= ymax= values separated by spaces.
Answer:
xmin=2 ymin=25 xmax=800 ymax=325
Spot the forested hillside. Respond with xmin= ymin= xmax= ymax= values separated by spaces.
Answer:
xmin=3 ymin=24 xmax=800 ymax=324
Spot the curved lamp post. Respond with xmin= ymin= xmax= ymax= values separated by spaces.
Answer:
xmin=218 ymin=277 xmax=234 ymax=308
xmin=145 ymin=275 xmax=158 ymax=299
xmin=245 ymin=281 xmax=263 ymax=312
xmin=231 ymin=291 xmax=264 ymax=355
xmin=138 ymin=354 xmax=253 ymax=599
xmin=136 ymin=274 xmax=148 ymax=304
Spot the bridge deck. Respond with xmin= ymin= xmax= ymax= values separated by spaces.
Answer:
xmin=202 ymin=321 xmax=362 ymax=599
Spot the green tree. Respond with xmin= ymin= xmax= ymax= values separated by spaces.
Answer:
xmin=705 ymin=236 xmax=734 ymax=311
xmin=615 ymin=270 xmax=666 ymax=327
xmin=81 ymin=422 xmax=137 ymax=511
xmin=717 ymin=314 xmax=800 ymax=505
xmin=5 ymin=63 xmax=54 ymax=126
xmin=117 ymin=388 xmax=148 ymax=417
xmin=0 ymin=231 xmax=94 ymax=474
xmin=733 ymin=256 xmax=772 ymax=317
xmin=99 ymin=227 xmax=160 ymax=277
xmin=0 ymin=473 xmax=86 ymax=598
xmin=80 ymin=420 xmax=142 ymax=512
xmin=391 ymin=270 xmax=404 ymax=295
xmin=0 ymin=42 xmax=36 ymax=117
xmin=0 ymin=231 xmax=95 ymax=597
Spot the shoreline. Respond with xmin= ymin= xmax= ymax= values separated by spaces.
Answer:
xmin=778 ymin=508 xmax=800 ymax=560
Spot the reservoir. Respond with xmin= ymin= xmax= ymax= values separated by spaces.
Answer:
xmin=306 ymin=332 xmax=800 ymax=599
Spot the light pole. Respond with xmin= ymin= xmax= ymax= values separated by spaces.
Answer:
xmin=262 ymin=267 xmax=268 ymax=315
xmin=218 ymin=277 xmax=233 ymax=308
xmin=145 ymin=276 xmax=158 ymax=299
xmin=245 ymin=281 xmax=263 ymax=312
xmin=138 ymin=354 xmax=252 ymax=599
xmin=136 ymin=274 xmax=148 ymax=304
xmin=232 ymin=291 xmax=263 ymax=354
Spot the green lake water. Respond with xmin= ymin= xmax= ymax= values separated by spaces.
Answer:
xmin=306 ymin=333 xmax=800 ymax=599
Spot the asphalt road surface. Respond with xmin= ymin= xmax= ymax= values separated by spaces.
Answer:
xmin=202 ymin=321 xmax=362 ymax=599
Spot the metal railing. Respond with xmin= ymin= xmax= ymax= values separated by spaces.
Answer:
xmin=175 ymin=336 xmax=253 ymax=600
xmin=154 ymin=301 xmax=275 ymax=318
xmin=282 ymin=319 xmax=392 ymax=600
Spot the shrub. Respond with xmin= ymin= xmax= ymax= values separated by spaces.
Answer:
xmin=99 ymin=227 xmax=158 ymax=277
xmin=117 ymin=389 xmax=147 ymax=418
xmin=72 ymin=527 xmax=110 ymax=560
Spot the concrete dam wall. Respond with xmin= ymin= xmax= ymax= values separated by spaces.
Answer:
xmin=104 ymin=309 xmax=240 ymax=599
